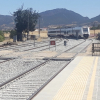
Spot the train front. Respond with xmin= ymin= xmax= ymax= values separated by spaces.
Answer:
xmin=82 ymin=27 xmax=90 ymax=38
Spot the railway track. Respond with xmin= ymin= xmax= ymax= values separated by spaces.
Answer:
xmin=0 ymin=39 xmax=92 ymax=100
xmin=0 ymin=39 xmax=82 ymax=62
xmin=0 ymin=39 xmax=83 ymax=86
xmin=0 ymin=38 xmax=58 ymax=51
xmin=65 ymin=39 xmax=93 ymax=58
xmin=19 ymin=39 xmax=63 ymax=52
xmin=0 ymin=39 xmax=62 ymax=58
xmin=28 ymin=39 xmax=93 ymax=100
xmin=0 ymin=39 xmax=90 ymax=85
xmin=0 ymin=39 xmax=51 ymax=49
xmin=0 ymin=39 xmax=63 ymax=63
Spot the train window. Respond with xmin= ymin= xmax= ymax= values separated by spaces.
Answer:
xmin=75 ymin=30 xmax=80 ymax=33
xmin=64 ymin=31 xmax=66 ymax=34
xmin=72 ymin=30 xmax=75 ymax=33
xmin=68 ymin=30 xmax=71 ymax=33
xmin=83 ymin=28 xmax=88 ymax=32
xmin=48 ymin=31 xmax=57 ymax=33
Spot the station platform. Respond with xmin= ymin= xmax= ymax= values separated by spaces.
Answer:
xmin=32 ymin=56 xmax=100 ymax=100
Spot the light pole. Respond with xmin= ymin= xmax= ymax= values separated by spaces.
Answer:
xmin=27 ymin=11 xmax=29 ymax=40
xmin=60 ymin=26 xmax=61 ymax=38
xmin=93 ymin=22 xmax=95 ymax=36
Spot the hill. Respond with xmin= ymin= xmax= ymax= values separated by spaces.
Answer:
xmin=0 ymin=8 xmax=100 ymax=30
xmin=39 ymin=8 xmax=89 ymax=27
xmin=90 ymin=15 xmax=100 ymax=22
xmin=0 ymin=15 xmax=14 ymax=30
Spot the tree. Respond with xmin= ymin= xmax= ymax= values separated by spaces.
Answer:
xmin=97 ymin=33 xmax=100 ymax=40
xmin=10 ymin=30 xmax=17 ymax=39
xmin=13 ymin=7 xmax=39 ymax=41
xmin=0 ymin=31 xmax=5 ymax=42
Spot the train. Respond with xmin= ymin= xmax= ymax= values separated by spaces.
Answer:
xmin=48 ymin=26 xmax=90 ymax=39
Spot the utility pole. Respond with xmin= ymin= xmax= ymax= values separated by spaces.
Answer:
xmin=93 ymin=22 xmax=95 ymax=36
xmin=72 ymin=22 xmax=74 ymax=35
xmin=60 ymin=26 xmax=61 ymax=38
xmin=27 ymin=12 xmax=29 ymax=40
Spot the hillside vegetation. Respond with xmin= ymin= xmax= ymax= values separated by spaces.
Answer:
xmin=39 ymin=8 xmax=89 ymax=27
xmin=0 ymin=31 xmax=5 ymax=42
xmin=0 ymin=8 xmax=100 ymax=30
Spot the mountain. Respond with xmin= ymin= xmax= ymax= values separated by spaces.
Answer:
xmin=0 ymin=8 xmax=100 ymax=30
xmin=0 ymin=15 xmax=14 ymax=30
xmin=39 ymin=8 xmax=89 ymax=27
xmin=90 ymin=15 xmax=100 ymax=22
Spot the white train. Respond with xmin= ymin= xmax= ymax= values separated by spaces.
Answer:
xmin=48 ymin=26 xmax=90 ymax=38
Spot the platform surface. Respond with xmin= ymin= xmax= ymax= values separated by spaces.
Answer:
xmin=33 ymin=56 xmax=100 ymax=100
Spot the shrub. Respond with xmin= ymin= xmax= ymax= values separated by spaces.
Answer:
xmin=0 ymin=31 xmax=5 ymax=42
xmin=0 ymin=35 xmax=4 ymax=42
xmin=10 ymin=30 xmax=17 ymax=39
xmin=97 ymin=33 xmax=100 ymax=40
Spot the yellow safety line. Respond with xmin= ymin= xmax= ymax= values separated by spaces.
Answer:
xmin=87 ymin=57 xmax=98 ymax=100
xmin=53 ymin=57 xmax=94 ymax=100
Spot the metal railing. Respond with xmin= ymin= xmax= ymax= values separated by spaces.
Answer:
xmin=92 ymin=43 xmax=100 ymax=56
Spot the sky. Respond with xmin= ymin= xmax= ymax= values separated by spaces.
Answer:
xmin=0 ymin=0 xmax=100 ymax=18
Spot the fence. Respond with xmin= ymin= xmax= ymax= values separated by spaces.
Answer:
xmin=92 ymin=43 xmax=100 ymax=56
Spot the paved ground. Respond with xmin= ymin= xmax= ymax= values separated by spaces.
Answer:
xmin=33 ymin=56 xmax=100 ymax=100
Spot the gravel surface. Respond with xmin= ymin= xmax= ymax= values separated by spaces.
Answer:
xmin=0 ymin=58 xmax=45 ymax=85
xmin=67 ymin=39 xmax=92 ymax=53
xmin=0 ymin=39 xmax=86 ymax=85
xmin=0 ymin=61 xmax=69 ymax=100
xmin=0 ymin=39 xmax=58 ymax=51
xmin=47 ymin=39 xmax=85 ymax=53
xmin=0 ymin=39 xmax=92 ymax=100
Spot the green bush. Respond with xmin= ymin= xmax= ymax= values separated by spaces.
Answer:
xmin=0 ymin=31 xmax=5 ymax=42
xmin=0 ymin=35 xmax=4 ymax=42
xmin=10 ymin=30 xmax=17 ymax=39
xmin=0 ymin=30 xmax=4 ymax=36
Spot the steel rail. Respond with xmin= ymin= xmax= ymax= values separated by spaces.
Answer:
xmin=0 ymin=39 xmax=84 ymax=88
xmin=0 ymin=39 xmax=89 ymax=97
xmin=0 ymin=38 xmax=59 ymax=51
xmin=27 ymin=39 xmax=93 ymax=100
xmin=0 ymin=39 xmax=62 ymax=63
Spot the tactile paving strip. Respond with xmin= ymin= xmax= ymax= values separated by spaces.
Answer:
xmin=53 ymin=57 xmax=96 ymax=100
